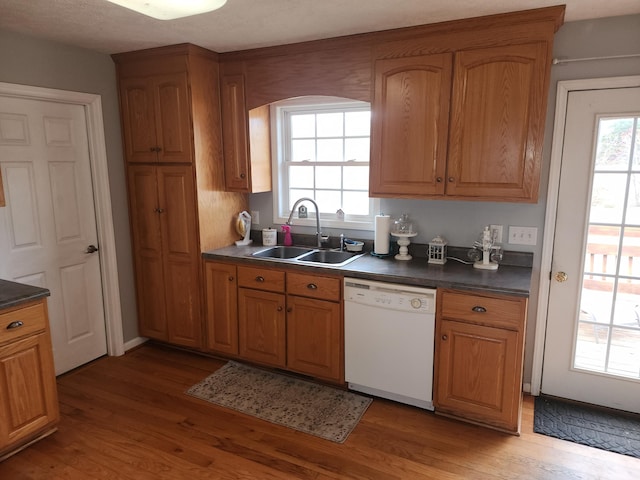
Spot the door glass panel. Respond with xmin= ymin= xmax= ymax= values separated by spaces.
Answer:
xmin=574 ymin=115 xmax=640 ymax=380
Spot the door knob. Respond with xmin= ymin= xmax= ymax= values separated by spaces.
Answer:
xmin=85 ymin=244 xmax=99 ymax=254
xmin=555 ymin=271 xmax=568 ymax=282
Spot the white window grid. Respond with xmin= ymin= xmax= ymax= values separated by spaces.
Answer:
xmin=271 ymin=97 xmax=378 ymax=231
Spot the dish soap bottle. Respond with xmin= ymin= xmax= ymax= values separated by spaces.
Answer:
xmin=282 ymin=225 xmax=293 ymax=246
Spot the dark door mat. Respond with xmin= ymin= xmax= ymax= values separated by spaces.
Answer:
xmin=534 ymin=395 xmax=640 ymax=458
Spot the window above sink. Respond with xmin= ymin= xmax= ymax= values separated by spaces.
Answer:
xmin=271 ymin=96 xmax=379 ymax=232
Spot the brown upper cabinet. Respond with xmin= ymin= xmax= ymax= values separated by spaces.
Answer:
xmin=220 ymin=72 xmax=272 ymax=193
xmin=371 ymin=42 xmax=548 ymax=202
xmin=370 ymin=53 xmax=453 ymax=197
xmin=118 ymin=71 xmax=193 ymax=164
xmin=219 ymin=6 xmax=564 ymax=203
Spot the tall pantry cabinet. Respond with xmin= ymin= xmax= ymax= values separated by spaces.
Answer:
xmin=113 ymin=44 xmax=248 ymax=348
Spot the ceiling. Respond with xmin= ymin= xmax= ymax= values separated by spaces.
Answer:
xmin=1 ymin=0 xmax=639 ymax=55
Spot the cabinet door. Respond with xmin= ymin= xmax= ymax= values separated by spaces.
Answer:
xmin=157 ymin=166 xmax=202 ymax=348
xmin=154 ymin=72 xmax=193 ymax=164
xmin=127 ymin=165 xmax=167 ymax=340
xmin=204 ymin=262 xmax=238 ymax=355
xmin=238 ymin=288 xmax=286 ymax=367
xmin=447 ymin=43 xmax=547 ymax=201
xmin=119 ymin=76 xmax=158 ymax=163
xmin=287 ymin=296 xmax=342 ymax=382
xmin=370 ymin=53 xmax=452 ymax=197
xmin=435 ymin=319 xmax=521 ymax=432
xmin=0 ymin=333 xmax=59 ymax=451
xmin=221 ymin=74 xmax=251 ymax=192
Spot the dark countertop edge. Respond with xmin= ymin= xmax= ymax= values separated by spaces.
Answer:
xmin=0 ymin=279 xmax=51 ymax=310
xmin=202 ymin=246 xmax=532 ymax=297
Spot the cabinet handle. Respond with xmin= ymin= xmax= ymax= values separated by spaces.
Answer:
xmin=255 ymin=276 xmax=265 ymax=282
xmin=6 ymin=320 xmax=24 ymax=330
xmin=228 ymin=276 xmax=234 ymax=281
xmin=307 ymin=283 xmax=318 ymax=290
xmin=240 ymin=173 xmax=246 ymax=179
xmin=472 ymin=305 xmax=487 ymax=313
xmin=442 ymin=334 xmax=448 ymax=341
xmin=436 ymin=177 xmax=443 ymax=183
xmin=448 ymin=177 xmax=455 ymax=182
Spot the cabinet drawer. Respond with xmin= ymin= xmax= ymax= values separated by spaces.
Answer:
xmin=287 ymin=273 xmax=341 ymax=301
xmin=0 ymin=301 xmax=47 ymax=345
xmin=238 ymin=266 xmax=285 ymax=292
xmin=440 ymin=290 xmax=526 ymax=331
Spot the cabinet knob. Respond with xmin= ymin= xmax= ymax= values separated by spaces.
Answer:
xmin=277 ymin=306 xmax=283 ymax=312
xmin=472 ymin=305 xmax=487 ymax=313
xmin=307 ymin=283 xmax=318 ymax=290
xmin=255 ymin=276 xmax=265 ymax=282
xmin=448 ymin=177 xmax=455 ymax=182
xmin=287 ymin=307 xmax=293 ymax=313
xmin=228 ymin=276 xmax=234 ymax=281
xmin=157 ymin=208 xmax=164 ymax=213
xmin=240 ymin=173 xmax=246 ymax=179
xmin=436 ymin=177 xmax=443 ymax=183
xmin=442 ymin=334 xmax=448 ymax=341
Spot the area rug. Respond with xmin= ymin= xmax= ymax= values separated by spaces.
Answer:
xmin=534 ymin=395 xmax=640 ymax=458
xmin=186 ymin=361 xmax=372 ymax=443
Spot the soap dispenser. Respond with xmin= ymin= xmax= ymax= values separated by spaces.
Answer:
xmin=282 ymin=225 xmax=293 ymax=246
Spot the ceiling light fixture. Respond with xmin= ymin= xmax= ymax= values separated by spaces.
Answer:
xmin=105 ymin=0 xmax=227 ymax=20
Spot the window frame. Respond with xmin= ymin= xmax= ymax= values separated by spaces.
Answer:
xmin=270 ymin=96 xmax=378 ymax=231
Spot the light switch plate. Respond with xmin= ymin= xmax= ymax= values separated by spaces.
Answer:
xmin=490 ymin=224 xmax=503 ymax=244
xmin=251 ymin=210 xmax=260 ymax=225
xmin=508 ymin=226 xmax=538 ymax=245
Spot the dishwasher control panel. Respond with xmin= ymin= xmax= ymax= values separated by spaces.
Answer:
xmin=344 ymin=279 xmax=436 ymax=314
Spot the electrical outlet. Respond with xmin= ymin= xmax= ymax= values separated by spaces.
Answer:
xmin=490 ymin=224 xmax=503 ymax=244
xmin=250 ymin=210 xmax=260 ymax=225
xmin=508 ymin=226 xmax=538 ymax=245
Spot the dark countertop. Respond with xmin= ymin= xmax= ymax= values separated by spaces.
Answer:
xmin=0 ymin=279 xmax=50 ymax=310
xmin=203 ymin=244 xmax=532 ymax=297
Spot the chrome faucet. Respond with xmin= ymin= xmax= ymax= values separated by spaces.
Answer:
xmin=286 ymin=197 xmax=322 ymax=248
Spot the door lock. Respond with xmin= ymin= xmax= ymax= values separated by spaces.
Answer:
xmin=555 ymin=271 xmax=568 ymax=282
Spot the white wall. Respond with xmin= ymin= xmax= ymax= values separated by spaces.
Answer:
xmin=250 ymin=14 xmax=640 ymax=384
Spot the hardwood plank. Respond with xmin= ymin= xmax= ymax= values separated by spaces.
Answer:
xmin=0 ymin=343 xmax=638 ymax=479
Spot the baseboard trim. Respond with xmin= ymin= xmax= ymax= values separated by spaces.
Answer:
xmin=123 ymin=336 xmax=148 ymax=352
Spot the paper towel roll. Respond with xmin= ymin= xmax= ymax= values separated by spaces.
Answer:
xmin=374 ymin=214 xmax=391 ymax=254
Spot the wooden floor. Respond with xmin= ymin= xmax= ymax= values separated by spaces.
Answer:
xmin=1 ymin=344 xmax=638 ymax=479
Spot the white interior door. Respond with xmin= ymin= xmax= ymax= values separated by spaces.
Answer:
xmin=542 ymin=86 xmax=640 ymax=413
xmin=0 ymin=95 xmax=107 ymax=375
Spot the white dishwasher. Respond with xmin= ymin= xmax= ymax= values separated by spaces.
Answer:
xmin=344 ymin=278 xmax=436 ymax=410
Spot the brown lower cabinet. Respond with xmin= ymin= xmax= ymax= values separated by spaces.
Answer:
xmin=434 ymin=288 xmax=527 ymax=434
xmin=0 ymin=299 xmax=59 ymax=460
xmin=204 ymin=261 xmax=344 ymax=383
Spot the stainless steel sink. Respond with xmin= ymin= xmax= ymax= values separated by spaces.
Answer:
xmin=251 ymin=246 xmax=315 ymax=259
xmin=297 ymin=249 xmax=362 ymax=266
xmin=251 ymin=245 xmax=363 ymax=267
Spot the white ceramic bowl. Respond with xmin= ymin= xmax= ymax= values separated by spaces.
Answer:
xmin=345 ymin=241 xmax=364 ymax=252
